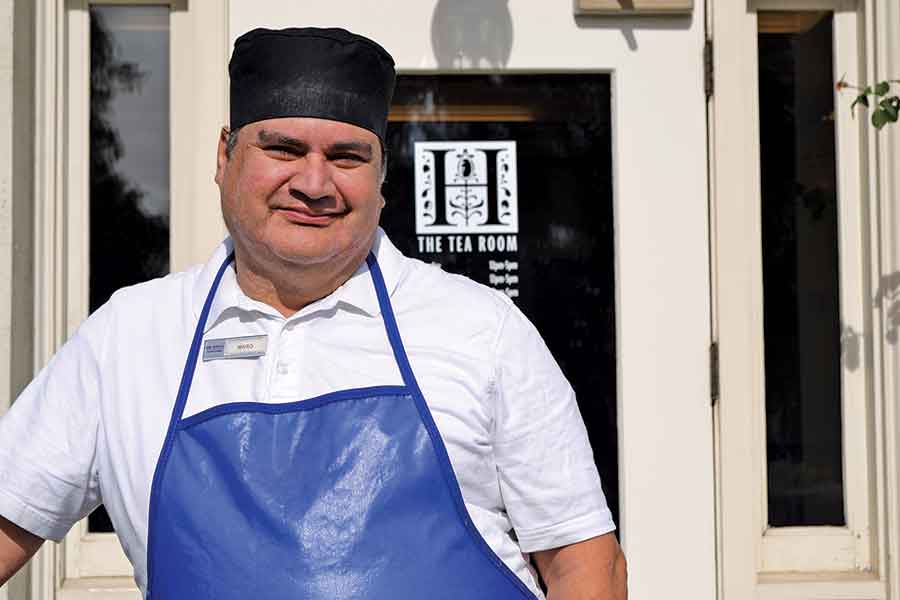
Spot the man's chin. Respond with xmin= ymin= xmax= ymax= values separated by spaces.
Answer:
xmin=269 ymin=242 xmax=363 ymax=269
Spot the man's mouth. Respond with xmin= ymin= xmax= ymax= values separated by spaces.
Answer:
xmin=273 ymin=206 xmax=348 ymax=226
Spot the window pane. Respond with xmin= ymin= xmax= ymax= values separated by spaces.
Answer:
xmin=383 ymin=75 xmax=619 ymax=527
xmin=759 ymin=12 xmax=845 ymax=527
xmin=88 ymin=4 xmax=170 ymax=533
xmin=89 ymin=5 xmax=170 ymax=313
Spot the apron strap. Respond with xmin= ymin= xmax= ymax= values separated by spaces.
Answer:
xmin=169 ymin=253 xmax=235 ymax=425
xmin=366 ymin=253 xmax=422 ymax=394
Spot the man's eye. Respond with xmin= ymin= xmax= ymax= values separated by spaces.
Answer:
xmin=264 ymin=146 xmax=299 ymax=158
xmin=332 ymin=154 xmax=365 ymax=166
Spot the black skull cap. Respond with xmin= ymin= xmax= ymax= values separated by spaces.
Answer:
xmin=229 ymin=27 xmax=396 ymax=140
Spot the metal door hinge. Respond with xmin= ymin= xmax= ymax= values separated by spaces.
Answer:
xmin=704 ymin=39 xmax=714 ymax=99
xmin=710 ymin=341 xmax=719 ymax=405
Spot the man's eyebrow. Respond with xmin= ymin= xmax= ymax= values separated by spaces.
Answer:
xmin=255 ymin=131 xmax=372 ymax=159
xmin=256 ymin=129 xmax=307 ymax=148
xmin=328 ymin=141 xmax=374 ymax=160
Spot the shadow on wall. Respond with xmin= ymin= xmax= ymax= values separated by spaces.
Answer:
xmin=875 ymin=272 xmax=900 ymax=345
xmin=431 ymin=0 xmax=513 ymax=69
xmin=841 ymin=324 xmax=861 ymax=371
xmin=842 ymin=271 xmax=900 ymax=373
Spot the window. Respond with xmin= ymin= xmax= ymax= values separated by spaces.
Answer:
xmin=759 ymin=12 xmax=845 ymax=530
xmin=756 ymin=7 xmax=873 ymax=574
xmin=84 ymin=2 xmax=170 ymax=538
xmin=87 ymin=5 xmax=170 ymax=316
xmin=713 ymin=0 xmax=878 ymax=590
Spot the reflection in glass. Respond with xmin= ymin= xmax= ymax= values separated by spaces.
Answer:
xmin=89 ymin=5 xmax=170 ymax=313
xmin=88 ymin=5 xmax=169 ymax=533
xmin=759 ymin=13 xmax=845 ymax=527
xmin=383 ymin=75 xmax=618 ymax=527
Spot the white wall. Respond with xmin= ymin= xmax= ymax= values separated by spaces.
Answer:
xmin=228 ymin=3 xmax=716 ymax=599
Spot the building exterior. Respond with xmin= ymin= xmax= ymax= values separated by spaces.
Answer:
xmin=1 ymin=0 xmax=899 ymax=598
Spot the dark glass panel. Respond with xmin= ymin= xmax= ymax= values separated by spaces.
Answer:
xmin=89 ymin=5 xmax=170 ymax=313
xmin=88 ymin=4 xmax=170 ymax=534
xmin=383 ymin=75 xmax=618 ymax=527
xmin=759 ymin=13 xmax=845 ymax=527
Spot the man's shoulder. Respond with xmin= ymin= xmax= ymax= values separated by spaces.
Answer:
xmin=79 ymin=263 xmax=205 ymax=343
xmin=393 ymin=252 xmax=515 ymax=328
xmin=101 ymin=264 xmax=203 ymax=316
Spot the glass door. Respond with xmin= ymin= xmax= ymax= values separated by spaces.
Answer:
xmin=383 ymin=74 xmax=620 ymax=524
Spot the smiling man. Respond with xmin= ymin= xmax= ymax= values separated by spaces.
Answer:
xmin=0 ymin=28 xmax=626 ymax=599
xmin=219 ymin=119 xmax=385 ymax=316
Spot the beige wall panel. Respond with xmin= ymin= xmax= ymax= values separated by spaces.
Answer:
xmin=169 ymin=0 xmax=229 ymax=272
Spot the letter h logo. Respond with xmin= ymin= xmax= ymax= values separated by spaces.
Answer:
xmin=414 ymin=141 xmax=518 ymax=235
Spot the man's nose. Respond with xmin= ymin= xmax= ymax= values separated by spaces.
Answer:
xmin=288 ymin=154 xmax=336 ymax=202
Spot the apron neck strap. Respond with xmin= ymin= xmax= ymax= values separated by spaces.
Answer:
xmin=366 ymin=253 xmax=421 ymax=392
xmin=169 ymin=252 xmax=235 ymax=428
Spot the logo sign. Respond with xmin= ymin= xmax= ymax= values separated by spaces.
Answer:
xmin=414 ymin=141 xmax=518 ymax=235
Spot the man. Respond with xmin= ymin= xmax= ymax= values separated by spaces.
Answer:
xmin=0 ymin=28 xmax=626 ymax=599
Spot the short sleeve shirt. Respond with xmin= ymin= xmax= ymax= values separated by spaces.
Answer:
xmin=0 ymin=229 xmax=615 ymax=597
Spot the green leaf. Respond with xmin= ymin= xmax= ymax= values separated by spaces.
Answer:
xmin=875 ymin=81 xmax=891 ymax=95
xmin=873 ymin=108 xmax=889 ymax=129
xmin=851 ymin=93 xmax=870 ymax=111
xmin=878 ymin=97 xmax=900 ymax=122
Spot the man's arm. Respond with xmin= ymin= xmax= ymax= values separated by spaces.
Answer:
xmin=532 ymin=532 xmax=627 ymax=600
xmin=0 ymin=515 xmax=43 ymax=586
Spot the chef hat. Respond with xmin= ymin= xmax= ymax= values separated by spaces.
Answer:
xmin=228 ymin=27 xmax=396 ymax=140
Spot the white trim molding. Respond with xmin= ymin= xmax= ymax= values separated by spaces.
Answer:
xmin=28 ymin=0 xmax=68 ymax=596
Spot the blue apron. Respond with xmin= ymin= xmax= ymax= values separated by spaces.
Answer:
xmin=145 ymin=253 xmax=538 ymax=599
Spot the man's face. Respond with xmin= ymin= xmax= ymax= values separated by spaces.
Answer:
xmin=215 ymin=117 xmax=384 ymax=270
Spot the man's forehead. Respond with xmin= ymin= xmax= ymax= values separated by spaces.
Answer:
xmin=245 ymin=117 xmax=380 ymax=148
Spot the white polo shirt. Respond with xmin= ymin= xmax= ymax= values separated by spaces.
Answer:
xmin=0 ymin=229 xmax=614 ymax=597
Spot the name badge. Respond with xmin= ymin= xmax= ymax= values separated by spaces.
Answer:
xmin=203 ymin=335 xmax=268 ymax=361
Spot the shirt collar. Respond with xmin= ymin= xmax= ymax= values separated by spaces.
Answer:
xmin=192 ymin=228 xmax=405 ymax=327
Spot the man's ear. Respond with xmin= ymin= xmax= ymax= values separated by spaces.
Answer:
xmin=214 ymin=127 xmax=230 ymax=186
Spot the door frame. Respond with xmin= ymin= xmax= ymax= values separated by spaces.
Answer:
xmin=709 ymin=0 xmax=900 ymax=598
